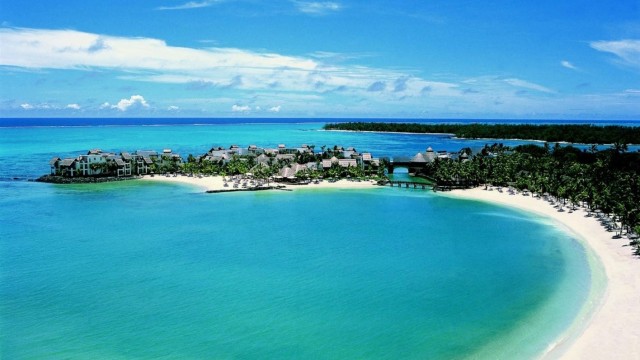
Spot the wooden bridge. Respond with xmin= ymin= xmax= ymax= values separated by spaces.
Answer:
xmin=385 ymin=181 xmax=432 ymax=190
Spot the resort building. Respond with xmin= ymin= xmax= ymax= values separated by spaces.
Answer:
xmin=48 ymin=144 xmax=383 ymax=181
xmin=49 ymin=148 xmax=181 ymax=177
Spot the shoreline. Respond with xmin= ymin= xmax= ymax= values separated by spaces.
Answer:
xmin=441 ymin=187 xmax=639 ymax=359
xmin=140 ymin=174 xmax=380 ymax=192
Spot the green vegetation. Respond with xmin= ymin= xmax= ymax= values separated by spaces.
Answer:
xmin=180 ymin=146 xmax=386 ymax=181
xmin=421 ymin=143 xmax=640 ymax=255
xmin=324 ymin=122 xmax=640 ymax=144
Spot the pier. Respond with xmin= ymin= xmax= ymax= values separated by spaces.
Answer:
xmin=386 ymin=181 xmax=431 ymax=190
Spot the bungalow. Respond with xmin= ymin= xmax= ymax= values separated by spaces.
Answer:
xmin=411 ymin=152 xmax=427 ymax=163
xmin=256 ymin=154 xmax=271 ymax=165
xmin=204 ymin=153 xmax=230 ymax=164
xmin=322 ymin=156 xmax=339 ymax=169
xmin=58 ymin=158 xmax=77 ymax=177
xmin=247 ymin=145 xmax=264 ymax=155
xmin=275 ymin=153 xmax=296 ymax=162
xmin=49 ymin=157 xmax=61 ymax=175
xmin=338 ymin=158 xmax=357 ymax=168
xmin=278 ymin=162 xmax=317 ymax=180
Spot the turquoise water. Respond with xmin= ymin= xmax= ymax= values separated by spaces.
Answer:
xmin=0 ymin=121 xmax=593 ymax=359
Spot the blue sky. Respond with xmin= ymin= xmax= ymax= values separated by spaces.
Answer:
xmin=1 ymin=0 xmax=639 ymax=119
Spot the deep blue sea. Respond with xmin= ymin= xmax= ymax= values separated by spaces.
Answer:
xmin=1 ymin=118 xmax=624 ymax=359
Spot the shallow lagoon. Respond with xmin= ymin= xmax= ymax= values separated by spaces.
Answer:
xmin=0 ymin=121 xmax=594 ymax=358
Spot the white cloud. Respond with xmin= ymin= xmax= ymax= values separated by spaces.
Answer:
xmin=6 ymin=27 xmax=601 ymax=117
xmin=66 ymin=103 xmax=80 ymax=110
xmin=590 ymin=39 xmax=640 ymax=69
xmin=0 ymin=28 xmax=318 ymax=72
xmin=114 ymin=95 xmax=149 ymax=111
xmin=292 ymin=1 xmax=342 ymax=15
xmin=168 ymin=105 xmax=180 ymax=110
xmin=269 ymin=105 xmax=281 ymax=112
xmin=231 ymin=104 xmax=251 ymax=112
xmin=561 ymin=60 xmax=578 ymax=70
xmin=156 ymin=0 xmax=223 ymax=11
xmin=20 ymin=103 xmax=53 ymax=110
xmin=503 ymin=78 xmax=555 ymax=94
xmin=0 ymin=27 xmax=463 ymax=100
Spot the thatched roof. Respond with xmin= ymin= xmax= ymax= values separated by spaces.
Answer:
xmin=411 ymin=153 xmax=427 ymax=163
xmin=276 ymin=154 xmax=295 ymax=161
xmin=279 ymin=167 xmax=296 ymax=178
xmin=60 ymin=158 xmax=75 ymax=167
xmin=425 ymin=151 xmax=436 ymax=162
xmin=338 ymin=159 xmax=357 ymax=167
xmin=256 ymin=154 xmax=270 ymax=164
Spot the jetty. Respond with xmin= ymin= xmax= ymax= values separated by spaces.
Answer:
xmin=385 ymin=180 xmax=431 ymax=190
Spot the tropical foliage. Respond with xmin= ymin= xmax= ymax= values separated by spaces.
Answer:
xmin=178 ymin=146 xmax=386 ymax=182
xmin=421 ymin=143 xmax=640 ymax=255
xmin=324 ymin=122 xmax=640 ymax=144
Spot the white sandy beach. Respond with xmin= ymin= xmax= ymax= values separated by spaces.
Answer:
xmin=443 ymin=187 xmax=640 ymax=360
xmin=140 ymin=174 xmax=379 ymax=192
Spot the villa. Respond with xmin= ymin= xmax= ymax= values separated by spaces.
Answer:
xmin=49 ymin=148 xmax=182 ymax=177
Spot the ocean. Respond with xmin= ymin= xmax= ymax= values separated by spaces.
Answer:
xmin=1 ymin=118 xmax=623 ymax=359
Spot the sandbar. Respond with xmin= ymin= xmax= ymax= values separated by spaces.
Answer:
xmin=442 ymin=187 xmax=639 ymax=359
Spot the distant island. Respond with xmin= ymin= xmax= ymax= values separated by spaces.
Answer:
xmin=323 ymin=122 xmax=640 ymax=144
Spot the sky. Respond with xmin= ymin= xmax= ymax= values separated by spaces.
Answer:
xmin=0 ymin=0 xmax=639 ymax=119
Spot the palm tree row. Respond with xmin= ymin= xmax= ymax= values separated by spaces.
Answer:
xmin=422 ymin=143 xmax=640 ymax=255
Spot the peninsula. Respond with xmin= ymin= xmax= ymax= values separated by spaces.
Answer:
xmin=323 ymin=122 xmax=640 ymax=144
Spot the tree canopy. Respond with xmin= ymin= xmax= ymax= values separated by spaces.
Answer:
xmin=324 ymin=122 xmax=640 ymax=144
